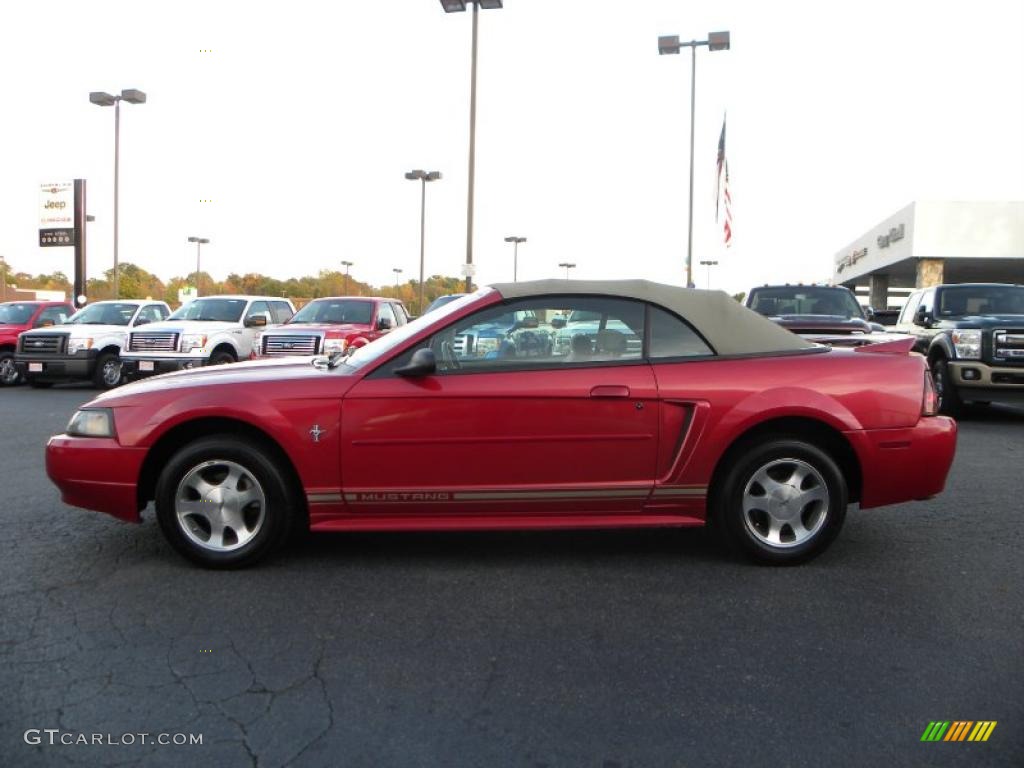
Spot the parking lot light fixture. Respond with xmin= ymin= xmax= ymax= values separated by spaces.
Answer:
xmin=439 ymin=0 xmax=504 ymax=292
xmin=504 ymin=236 xmax=526 ymax=281
xmin=658 ymin=31 xmax=729 ymax=288
xmin=89 ymin=88 xmax=147 ymax=299
xmin=393 ymin=267 xmax=403 ymax=287
xmin=341 ymin=260 xmax=354 ymax=294
xmin=406 ymin=169 xmax=443 ymax=314
xmin=558 ymin=262 xmax=576 ymax=280
xmin=187 ymin=236 xmax=210 ymax=296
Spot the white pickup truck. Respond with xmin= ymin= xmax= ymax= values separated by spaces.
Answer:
xmin=16 ymin=300 xmax=171 ymax=389
xmin=120 ymin=295 xmax=295 ymax=380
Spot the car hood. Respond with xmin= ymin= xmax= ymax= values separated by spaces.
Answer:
xmin=130 ymin=320 xmax=241 ymax=334
xmin=267 ymin=322 xmax=372 ymax=334
xmin=91 ymin=356 xmax=357 ymax=405
xmin=772 ymin=315 xmax=872 ymax=333
xmin=23 ymin=323 xmax=128 ymax=338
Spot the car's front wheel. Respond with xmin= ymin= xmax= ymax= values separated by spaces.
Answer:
xmin=92 ymin=352 xmax=123 ymax=389
xmin=714 ymin=438 xmax=847 ymax=565
xmin=155 ymin=435 xmax=298 ymax=568
xmin=0 ymin=352 xmax=21 ymax=386
xmin=930 ymin=357 xmax=962 ymax=417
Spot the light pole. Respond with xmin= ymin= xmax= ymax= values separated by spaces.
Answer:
xmin=699 ymin=259 xmax=718 ymax=289
xmin=89 ymin=88 xmax=146 ymax=299
xmin=504 ymin=236 xmax=526 ymax=281
xmin=187 ymin=236 xmax=209 ymax=296
xmin=393 ymin=267 xmax=403 ymax=288
xmin=558 ymin=262 xmax=576 ymax=280
xmin=658 ymin=31 xmax=729 ymax=288
xmin=439 ymin=0 xmax=504 ymax=293
xmin=405 ymin=169 xmax=442 ymax=314
xmin=0 ymin=256 xmax=7 ymax=301
xmin=341 ymin=260 xmax=354 ymax=294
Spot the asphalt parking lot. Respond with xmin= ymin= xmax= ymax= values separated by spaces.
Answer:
xmin=1 ymin=385 xmax=1022 ymax=767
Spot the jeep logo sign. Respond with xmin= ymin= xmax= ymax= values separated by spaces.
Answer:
xmin=39 ymin=181 xmax=75 ymax=247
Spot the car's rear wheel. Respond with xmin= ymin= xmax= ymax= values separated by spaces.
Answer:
xmin=92 ymin=352 xmax=123 ymax=389
xmin=0 ymin=352 xmax=20 ymax=386
xmin=715 ymin=438 xmax=847 ymax=565
xmin=155 ymin=435 xmax=297 ymax=568
xmin=930 ymin=357 xmax=962 ymax=417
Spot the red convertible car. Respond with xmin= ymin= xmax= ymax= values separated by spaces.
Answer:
xmin=46 ymin=280 xmax=957 ymax=568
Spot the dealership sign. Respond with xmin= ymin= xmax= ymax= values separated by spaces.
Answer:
xmin=836 ymin=247 xmax=869 ymax=274
xmin=877 ymin=223 xmax=905 ymax=249
xmin=39 ymin=181 xmax=75 ymax=246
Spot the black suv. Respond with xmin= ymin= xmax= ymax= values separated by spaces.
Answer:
xmin=894 ymin=283 xmax=1024 ymax=415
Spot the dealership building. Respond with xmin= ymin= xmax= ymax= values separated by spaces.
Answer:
xmin=833 ymin=201 xmax=1024 ymax=310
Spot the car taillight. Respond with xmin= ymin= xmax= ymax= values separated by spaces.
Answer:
xmin=922 ymin=369 xmax=939 ymax=416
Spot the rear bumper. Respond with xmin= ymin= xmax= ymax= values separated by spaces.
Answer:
xmin=46 ymin=435 xmax=145 ymax=522
xmin=846 ymin=417 xmax=957 ymax=509
xmin=15 ymin=351 xmax=97 ymax=381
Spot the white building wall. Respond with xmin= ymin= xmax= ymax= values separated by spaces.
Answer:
xmin=913 ymin=201 xmax=1024 ymax=260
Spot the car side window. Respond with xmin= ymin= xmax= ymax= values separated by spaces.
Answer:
xmin=270 ymin=301 xmax=294 ymax=323
xmin=899 ymin=292 xmax=921 ymax=325
xmin=424 ymin=296 xmax=645 ymax=374
xmin=918 ymin=289 xmax=935 ymax=318
xmin=647 ymin=305 xmax=714 ymax=358
xmin=377 ymin=302 xmax=397 ymax=330
xmin=136 ymin=305 xmax=164 ymax=324
xmin=392 ymin=303 xmax=408 ymax=325
xmin=245 ymin=301 xmax=271 ymax=322
xmin=36 ymin=306 xmax=70 ymax=326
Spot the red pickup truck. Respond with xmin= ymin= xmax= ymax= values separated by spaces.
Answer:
xmin=0 ymin=300 xmax=76 ymax=386
xmin=252 ymin=296 xmax=410 ymax=359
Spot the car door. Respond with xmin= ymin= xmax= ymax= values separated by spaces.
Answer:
xmin=340 ymin=295 xmax=660 ymax=518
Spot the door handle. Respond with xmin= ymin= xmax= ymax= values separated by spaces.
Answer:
xmin=590 ymin=385 xmax=631 ymax=398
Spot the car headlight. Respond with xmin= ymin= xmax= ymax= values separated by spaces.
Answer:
xmin=67 ymin=338 xmax=94 ymax=354
xmin=66 ymin=408 xmax=115 ymax=438
xmin=951 ymin=329 xmax=981 ymax=359
xmin=323 ymin=338 xmax=348 ymax=356
xmin=180 ymin=334 xmax=207 ymax=353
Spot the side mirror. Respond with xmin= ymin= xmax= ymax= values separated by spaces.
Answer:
xmin=37 ymin=319 xmax=55 ymax=327
xmin=863 ymin=306 xmax=875 ymax=321
xmin=377 ymin=317 xmax=393 ymax=331
xmin=914 ymin=306 xmax=931 ymax=327
xmin=134 ymin=317 xmax=150 ymax=326
xmin=395 ymin=347 xmax=436 ymax=377
xmin=245 ymin=315 xmax=268 ymax=328
xmin=551 ymin=316 xmax=567 ymax=329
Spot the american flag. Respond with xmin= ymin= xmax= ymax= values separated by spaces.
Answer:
xmin=715 ymin=116 xmax=732 ymax=247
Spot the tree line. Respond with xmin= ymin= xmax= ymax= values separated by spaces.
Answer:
xmin=2 ymin=263 xmax=466 ymax=311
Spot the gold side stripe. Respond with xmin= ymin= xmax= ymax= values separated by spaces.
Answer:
xmin=652 ymin=487 xmax=707 ymax=497
xmin=339 ymin=487 xmax=706 ymax=503
xmin=307 ymin=492 xmax=344 ymax=504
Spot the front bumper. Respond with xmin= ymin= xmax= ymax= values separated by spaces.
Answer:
xmin=847 ymin=416 xmax=957 ymax=509
xmin=15 ymin=350 xmax=98 ymax=381
xmin=121 ymin=356 xmax=206 ymax=379
xmin=948 ymin=361 xmax=1024 ymax=403
xmin=46 ymin=435 xmax=146 ymax=522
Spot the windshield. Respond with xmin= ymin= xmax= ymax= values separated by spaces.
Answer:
xmin=169 ymin=298 xmax=247 ymax=322
xmin=343 ymin=289 xmax=492 ymax=370
xmin=289 ymin=299 xmax=373 ymax=325
xmin=567 ymin=310 xmax=603 ymax=323
xmin=749 ymin=287 xmax=864 ymax=319
xmin=66 ymin=302 xmax=137 ymax=326
xmin=938 ymin=286 xmax=1024 ymax=316
xmin=0 ymin=303 xmax=36 ymax=324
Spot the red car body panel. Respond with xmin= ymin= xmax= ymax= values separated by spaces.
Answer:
xmin=45 ymin=288 xmax=957 ymax=534
xmin=0 ymin=301 xmax=76 ymax=348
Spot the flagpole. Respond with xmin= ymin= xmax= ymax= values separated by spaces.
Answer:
xmin=686 ymin=44 xmax=697 ymax=289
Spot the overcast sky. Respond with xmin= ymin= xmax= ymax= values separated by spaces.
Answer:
xmin=1 ymin=0 xmax=1022 ymax=297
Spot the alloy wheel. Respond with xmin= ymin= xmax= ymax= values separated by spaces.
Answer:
xmin=174 ymin=459 xmax=266 ymax=552
xmin=741 ymin=458 xmax=830 ymax=549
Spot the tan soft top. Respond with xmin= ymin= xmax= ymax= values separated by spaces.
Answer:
xmin=490 ymin=279 xmax=812 ymax=356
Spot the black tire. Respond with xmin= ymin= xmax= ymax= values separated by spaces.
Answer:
xmin=208 ymin=348 xmax=236 ymax=366
xmin=714 ymin=437 xmax=848 ymax=565
xmin=0 ymin=352 xmax=21 ymax=386
xmin=27 ymin=377 xmax=53 ymax=389
xmin=92 ymin=351 xmax=123 ymax=389
xmin=155 ymin=435 xmax=298 ymax=568
xmin=931 ymin=357 xmax=962 ymax=418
